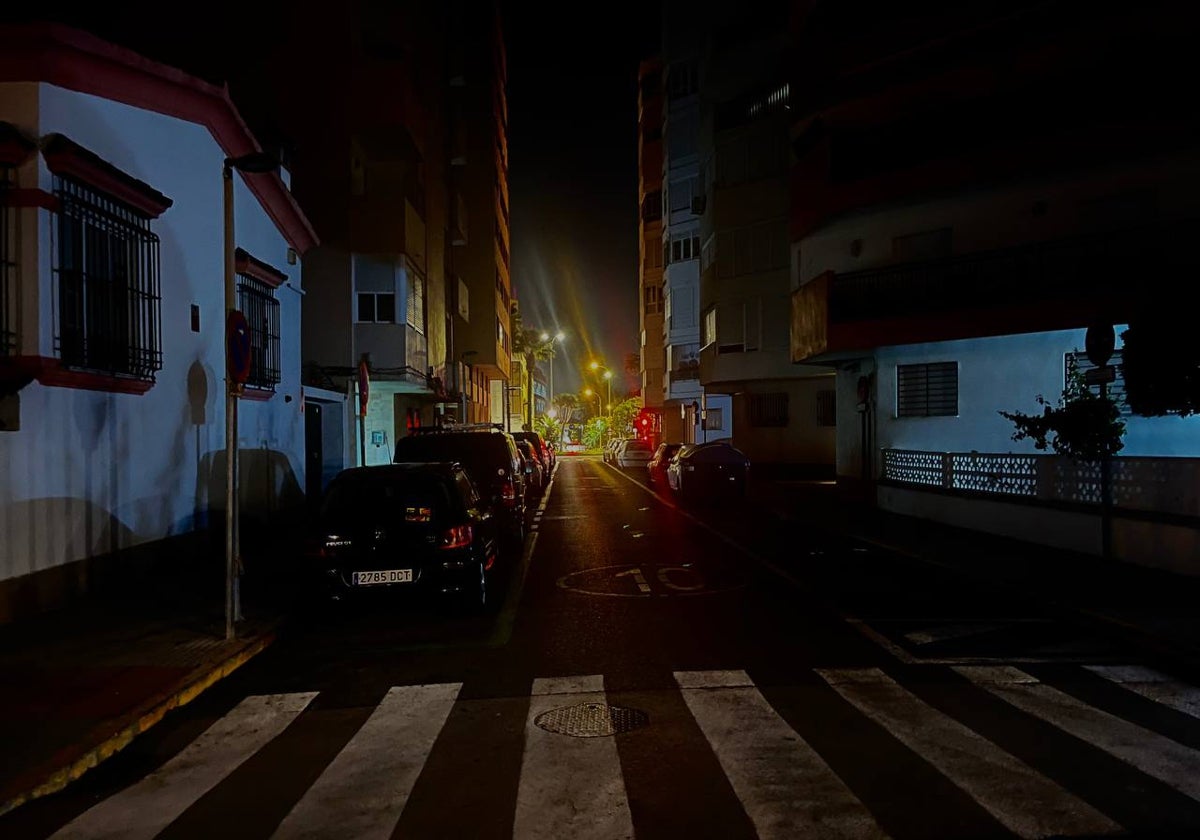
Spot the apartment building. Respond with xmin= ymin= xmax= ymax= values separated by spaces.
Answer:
xmin=659 ymin=3 xmax=731 ymax=445
xmin=448 ymin=1 xmax=513 ymax=427
xmin=697 ymin=6 xmax=834 ymax=476
xmin=637 ymin=57 xmax=666 ymax=413
xmin=788 ymin=1 xmax=1200 ymax=571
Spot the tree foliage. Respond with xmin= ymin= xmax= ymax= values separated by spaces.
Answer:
xmin=533 ymin=414 xmax=562 ymax=445
xmin=609 ymin=398 xmax=642 ymax=439
xmin=998 ymin=354 xmax=1126 ymax=460
xmin=552 ymin=392 xmax=579 ymax=419
xmin=582 ymin=416 xmax=608 ymax=449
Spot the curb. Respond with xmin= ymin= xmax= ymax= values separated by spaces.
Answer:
xmin=0 ymin=629 xmax=278 ymax=818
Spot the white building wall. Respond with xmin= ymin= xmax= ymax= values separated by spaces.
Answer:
xmin=873 ymin=328 xmax=1200 ymax=461
xmin=0 ymin=85 xmax=305 ymax=585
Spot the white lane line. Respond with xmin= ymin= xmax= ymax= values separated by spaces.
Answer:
xmin=818 ymin=669 xmax=1119 ymax=838
xmin=1086 ymin=665 xmax=1200 ymax=720
xmin=533 ymin=674 xmax=605 ymax=695
xmin=958 ymin=665 xmax=1200 ymax=803
xmin=675 ymin=670 xmax=888 ymax=840
xmin=271 ymin=683 xmax=461 ymax=840
xmin=513 ymin=676 xmax=634 ymax=840
xmin=52 ymin=693 xmax=315 ymax=840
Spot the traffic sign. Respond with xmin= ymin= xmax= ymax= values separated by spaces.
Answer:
xmin=1085 ymin=323 xmax=1115 ymax=367
xmin=1085 ymin=366 xmax=1116 ymax=386
xmin=357 ymin=357 xmax=370 ymax=417
xmin=226 ymin=311 xmax=251 ymax=385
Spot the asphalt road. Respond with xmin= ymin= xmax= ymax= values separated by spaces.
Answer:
xmin=7 ymin=456 xmax=1200 ymax=839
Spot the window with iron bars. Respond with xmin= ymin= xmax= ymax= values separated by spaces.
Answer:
xmin=1 ymin=165 xmax=15 ymax=356
xmin=237 ymin=273 xmax=281 ymax=390
xmin=53 ymin=175 xmax=162 ymax=380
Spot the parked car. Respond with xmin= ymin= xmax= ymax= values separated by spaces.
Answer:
xmin=605 ymin=438 xmax=627 ymax=463
xmin=668 ymin=440 xmax=750 ymax=503
xmin=616 ymin=438 xmax=655 ymax=468
xmin=303 ymin=463 xmax=499 ymax=610
xmin=647 ymin=442 xmax=683 ymax=485
xmin=513 ymin=430 xmax=554 ymax=473
xmin=515 ymin=439 xmax=544 ymax=495
xmin=391 ymin=424 xmax=527 ymax=550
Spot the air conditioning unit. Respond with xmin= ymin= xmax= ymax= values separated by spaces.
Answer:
xmin=691 ymin=194 xmax=707 ymax=214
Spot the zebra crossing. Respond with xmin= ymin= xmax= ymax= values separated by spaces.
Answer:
xmin=46 ymin=664 xmax=1200 ymax=839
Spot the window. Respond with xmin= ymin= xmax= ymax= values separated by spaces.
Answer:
xmin=644 ymin=233 xmax=663 ymax=269
xmin=237 ymin=273 xmax=281 ymax=389
xmin=702 ymin=307 xmax=717 ymax=348
xmin=407 ymin=270 xmax=425 ymax=333
xmin=644 ymin=284 xmax=663 ymax=314
xmin=641 ymin=190 xmax=662 ymax=223
xmin=1 ymin=165 xmax=14 ymax=356
xmin=53 ymin=176 xmax=162 ymax=380
xmin=817 ymin=389 xmax=836 ymax=426
xmin=1067 ymin=350 xmax=1129 ymax=415
xmin=749 ymin=393 xmax=789 ymax=427
xmin=704 ymin=407 xmax=723 ymax=431
xmin=357 ymin=292 xmax=396 ymax=323
xmin=897 ymin=362 xmax=958 ymax=417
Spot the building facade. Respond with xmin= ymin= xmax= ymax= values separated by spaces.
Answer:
xmin=787 ymin=2 xmax=1200 ymax=571
xmin=0 ymin=23 xmax=317 ymax=621
xmin=659 ymin=4 xmax=731 ymax=445
xmin=637 ymin=58 xmax=666 ymax=413
xmin=449 ymin=1 xmax=513 ymax=427
xmin=697 ymin=6 xmax=835 ymax=475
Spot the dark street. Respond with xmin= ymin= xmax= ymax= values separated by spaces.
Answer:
xmin=5 ymin=457 xmax=1199 ymax=839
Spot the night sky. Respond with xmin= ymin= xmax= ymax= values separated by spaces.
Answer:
xmin=503 ymin=2 xmax=661 ymax=398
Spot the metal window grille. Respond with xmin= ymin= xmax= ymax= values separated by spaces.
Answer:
xmin=52 ymin=176 xmax=162 ymax=379
xmin=897 ymin=362 xmax=958 ymax=417
xmin=816 ymin=389 xmax=836 ymax=426
xmin=749 ymin=392 xmax=789 ymax=427
xmin=1067 ymin=350 xmax=1130 ymax=415
xmin=1 ymin=166 xmax=15 ymax=356
xmin=237 ymin=273 xmax=280 ymax=389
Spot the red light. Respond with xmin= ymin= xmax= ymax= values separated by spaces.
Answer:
xmin=439 ymin=524 xmax=473 ymax=549
xmin=500 ymin=480 xmax=517 ymax=507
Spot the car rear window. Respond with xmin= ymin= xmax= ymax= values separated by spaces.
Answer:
xmin=393 ymin=434 xmax=511 ymax=479
xmin=625 ymin=441 xmax=652 ymax=452
xmin=321 ymin=473 xmax=456 ymax=525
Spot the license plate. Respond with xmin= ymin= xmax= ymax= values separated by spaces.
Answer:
xmin=352 ymin=569 xmax=413 ymax=586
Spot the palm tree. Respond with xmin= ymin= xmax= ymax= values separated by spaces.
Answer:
xmin=552 ymin=393 xmax=579 ymax=422
xmin=510 ymin=303 xmax=557 ymax=428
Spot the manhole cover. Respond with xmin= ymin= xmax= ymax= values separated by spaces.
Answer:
xmin=535 ymin=702 xmax=649 ymax=737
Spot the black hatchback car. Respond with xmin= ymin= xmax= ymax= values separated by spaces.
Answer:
xmin=391 ymin=424 xmax=527 ymax=549
xmin=305 ymin=463 xmax=499 ymax=609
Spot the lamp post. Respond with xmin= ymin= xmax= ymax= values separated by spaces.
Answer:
xmin=538 ymin=330 xmax=565 ymax=413
xmin=223 ymin=151 xmax=278 ymax=641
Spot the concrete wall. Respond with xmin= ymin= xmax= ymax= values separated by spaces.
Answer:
xmin=0 ymin=84 xmax=305 ymax=597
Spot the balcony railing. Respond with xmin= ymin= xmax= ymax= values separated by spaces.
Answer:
xmin=669 ymin=367 xmax=699 ymax=383
xmin=881 ymin=448 xmax=1200 ymax=518
xmin=831 ymin=224 xmax=1175 ymax=324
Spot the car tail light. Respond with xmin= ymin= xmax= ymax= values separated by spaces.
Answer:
xmin=500 ymin=478 xmax=518 ymax=507
xmin=303 ymin=536 xmax=327 ymax=558
xmin=439 ymin=524 xmax=473 ymax=549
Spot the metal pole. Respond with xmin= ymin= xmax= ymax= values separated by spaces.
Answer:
xmin=1100 ymin=381 xmax=1113 ymax=560
xmin=357 ymin=380 xmax=367 ymax=466
xmin=222 ymin=163 xmax=236 ymax=641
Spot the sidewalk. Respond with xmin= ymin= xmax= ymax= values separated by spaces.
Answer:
xmin=756 ymin=478 xmax=1200 ymax=669
xmin=0 ymin=561 xmax=284 ymax=817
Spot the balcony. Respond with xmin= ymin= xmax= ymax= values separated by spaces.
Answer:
xmin=791 ymin=224 xmax=1192 ymax=363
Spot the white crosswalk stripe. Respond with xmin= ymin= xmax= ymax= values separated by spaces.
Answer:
xmin=40 ymin=665 xmax=1200 ymax=839
xmin=51 ymin=692 xmax=316 ymax=840
xmin=957 ymin=665 xmax=1200 ymax=803
xmin=1086 ymin=664 xmax=1200 ymax=720
xmin=818 ymin=667 xmax=1120 ymax=838
xmin=675 ymin=669 xmax=888 ymax=840
xmin=513 ymin=675 xmax=634 ymax=840
xmin=271 ymin=682 xmax=462 ymax=840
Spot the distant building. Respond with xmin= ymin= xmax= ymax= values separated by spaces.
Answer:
xmin=0 ymin=23 xmax=317 ymax=621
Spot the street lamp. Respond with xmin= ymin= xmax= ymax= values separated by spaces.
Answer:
xmin=538 ymin=330 xmax=565 ymax=411
xmin=223 ymin=150 xmax=279 ymax=641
